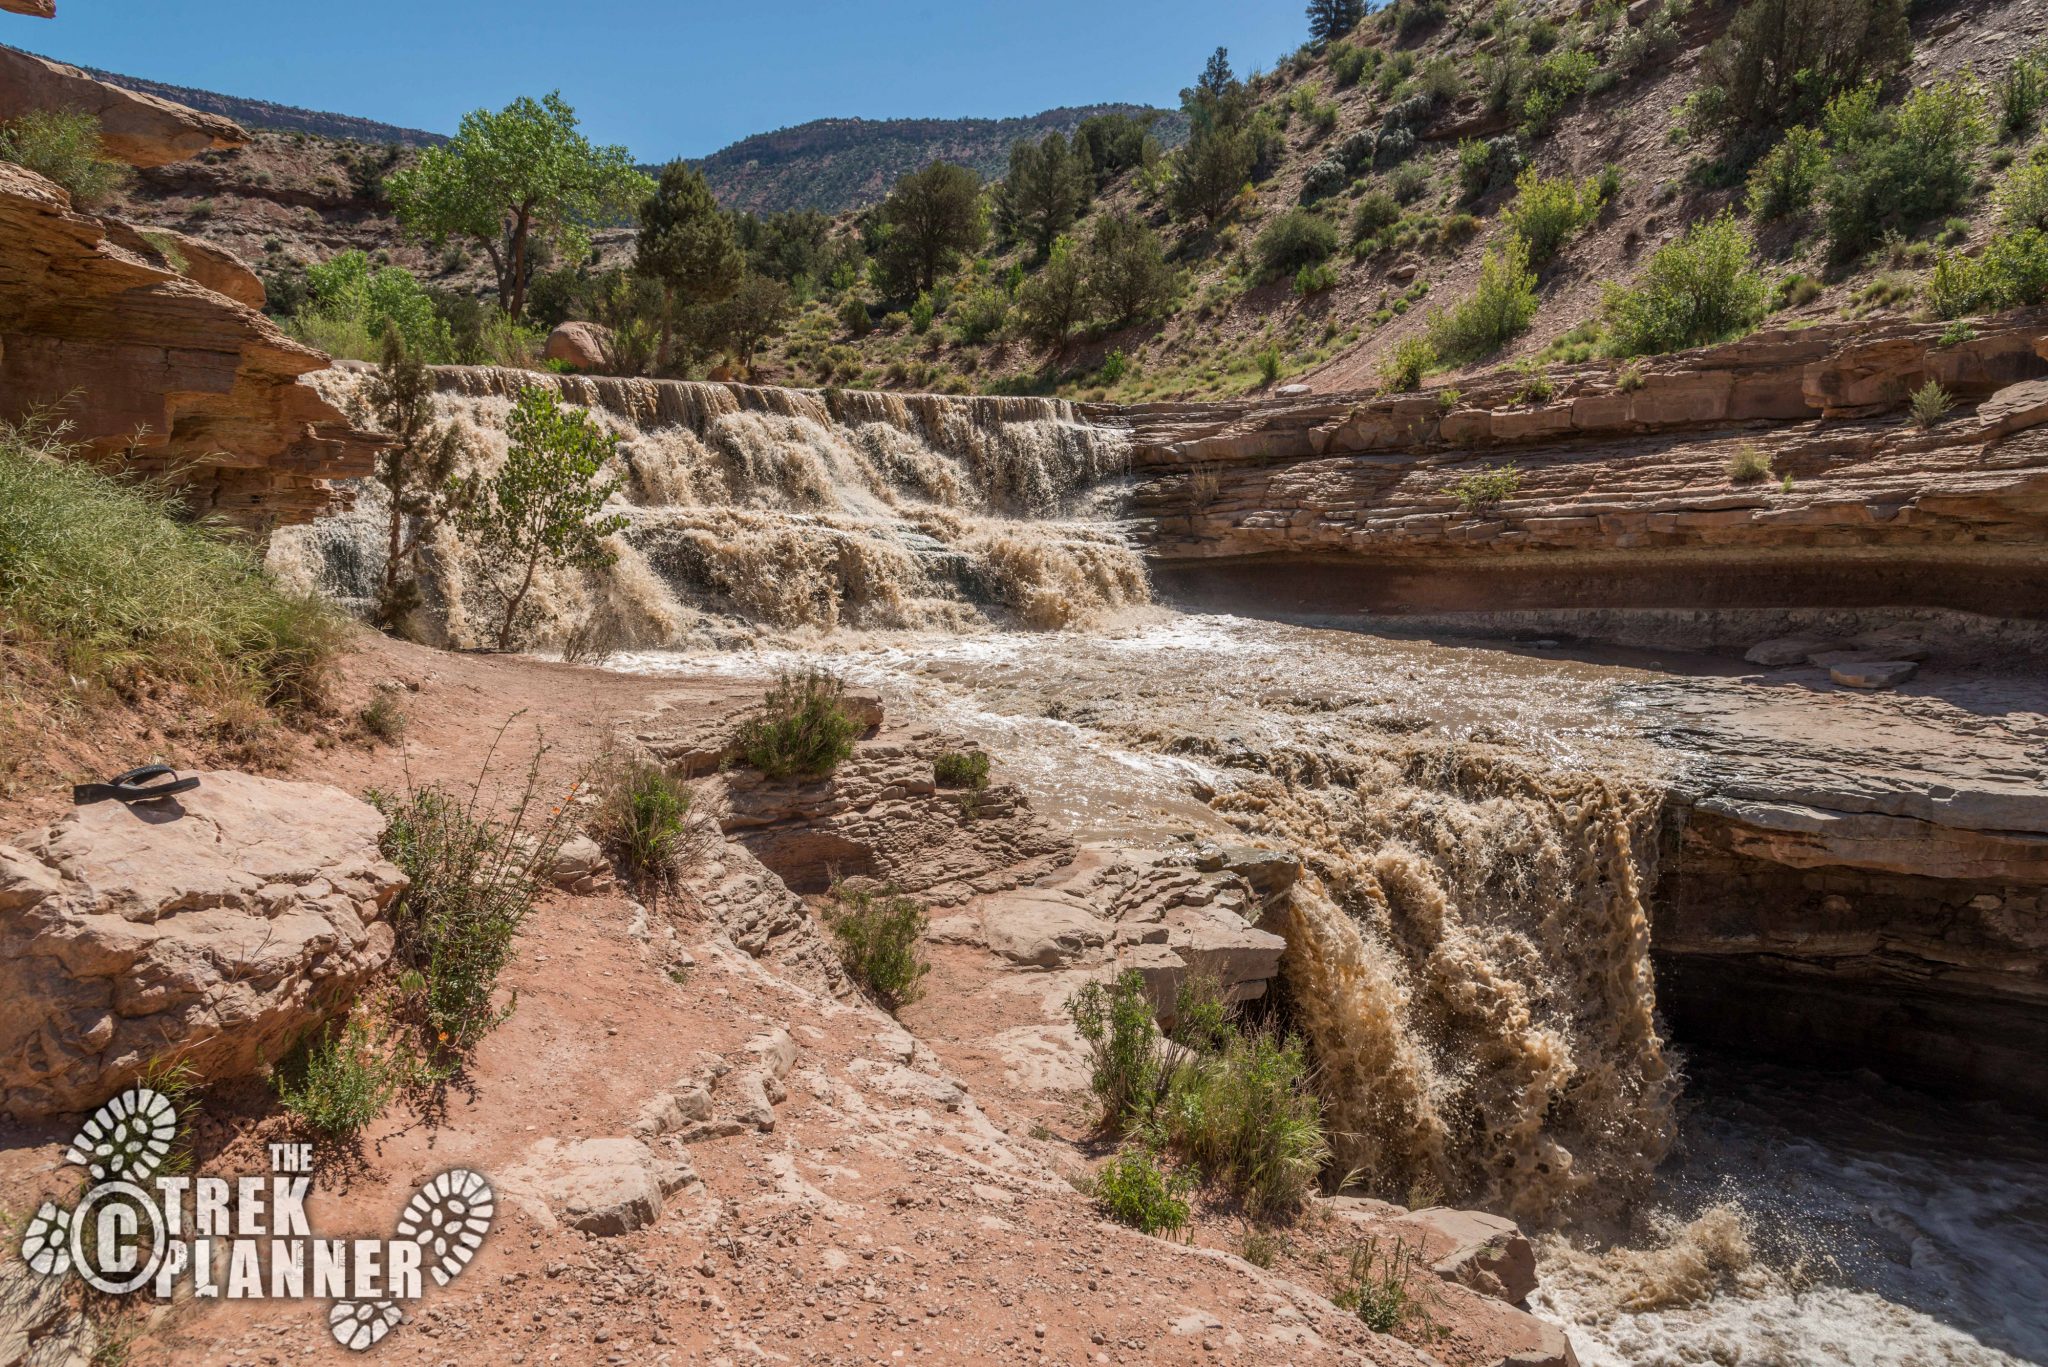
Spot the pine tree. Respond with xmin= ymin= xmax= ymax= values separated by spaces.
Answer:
xmin=1306 ymin=0 xmax=1366 ymax=45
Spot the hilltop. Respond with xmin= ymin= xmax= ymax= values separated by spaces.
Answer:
xmin=698 ymin=104 xmax=1188 ymax=213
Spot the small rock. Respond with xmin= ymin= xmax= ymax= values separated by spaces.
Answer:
xmin=1829 ymin=660 xmax=1917 ymax=690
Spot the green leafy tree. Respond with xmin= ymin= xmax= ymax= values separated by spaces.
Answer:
xmin=1745 ymin=125 xmax=1830 ymax=218
xmin=299 ymin=250 xmax=456 ymax=362
xmin=454 ymin=387 xmax=629 ymax=650
xmin=1820 ymin=80 xmax=1988 ymax=260
xmin=635 ymin=161 xmax=744 ymax=370
xmin=709 ymin=273 xmax=794 ymax=373
xmin=1014 ymin=235 xmax=1090 ymax=349
xmin=387 ymin=93 xmax=651 ymax=320
xmin=878 ymin=161 xmax=987 ymax=297
xmin=1306 ymin=0 xmax=1366 ymax=44
xmin=364 ymin=332 xmax=470 ymax=627
xmin=994 ymin=131 xmax=1092 ymax=256
xmin=1084 ymin=212 xmax=1179 ymax=326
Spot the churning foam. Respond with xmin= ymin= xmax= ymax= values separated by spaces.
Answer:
xmin=274 ymin=369 xmax=1147 ymax=648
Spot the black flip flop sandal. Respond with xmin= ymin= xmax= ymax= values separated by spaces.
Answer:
xmin=72 ymin=766 xmax=202 ymax=806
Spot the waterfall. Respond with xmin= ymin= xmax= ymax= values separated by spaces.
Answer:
xmin=273 ymin=367 xmax=1148 ymax=649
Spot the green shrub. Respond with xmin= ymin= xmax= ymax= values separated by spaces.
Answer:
xmin=933 ymin=749 xmax=991 ymax=790
xmin=1774 ymin=272 xmax=1824 ymax=309
xmin=1603 ymin=211 xmax=1769 ymax=356
xmin=1519 ymin=48 xmax=1598 ymax=134
xmin=592 ymin=759 xmax=694 ymax=888
xmin=1937 ymin=319 xmax=1978 ymax=347
xmin=1504 ymin=167 xmax=1607 ymax=266
xmin=1257 ymin=344 xmax=1285 ymax=385
xmin=1295 ymin=260 xmax=1340 ymax=295
xmin=1446 ymin=463 xmax=1522 ymax=510
xmin=1334 ymin=1236 xmax=1436 ymax=1334
xmin=373 ymin=762 xmax=570 ymax=1057
xmin=1746 ymin=126 xmax=1829 ymax=219
xmin=1351 ymin=189 xmax=1403 ymax=243
xmin=1996 ymin=157 xmax=2048 ymax=233
xmin=0 ymin=108 xmax=127 ymax=208
xmin=0 ymin=415 xmax=339 ymax=708
xmin=1728 ymin=443 xmax=1773 ymax=483
xmin=952 ymin=283 xmax=1009 ymax=344
xmin=1255 ymin=209 xmax=1340 ymax=280
xmin=1098 ymin=349 xmax=1131 ymax=385
xmin=359 ymin=692 xmax=407 ymax=743
xmin=1694 ymin=0 xmax=1910 ymax=136
xmin=1427 ymin=233 xmax=1539 ymax=362
xmin=1998 ymin=47 xmax=2047 ymax=140
xmin=1094 ymin=1146 xmax=1192 ymax=1236
xmin=275 ymin=1018 xmax=397 ymax=1138
xmin=1330 ymin=42 xmax=1373 ymax=88
xmin=827 ymin=882 xmax=930 ymax=1010
xmin=1159 ymin=1025 xmax=1327 ymax=1215
xmin=1068 ymin=970 xmax=1168 ymax=1127
xmin=1821 ymin=80 xmax=1989 ymax=261
xmin=1390 ymin=162 xmax=1431 ymax=204
xmin=838 ymin=294 xmax=873 ymax=337
xmin=909 ymin=290 xmax=937 ymax=333
xmin=1924 ymin=229 xmax=2048 ymax=317
xmin=1379 ymin=337 xmax=1437 ymax=392
xmin=1512 ymin=362 xmax=1556 ymax=404
xmin=738 ymin=667 xmax=861 ymax=780
xmin=1910 ymin=379 xmax=1955 ymax=429
xmin=287 ymin=250 xmax=458 ymax=363
xmin=1456 ymin=136 xmax=1522 ymax=201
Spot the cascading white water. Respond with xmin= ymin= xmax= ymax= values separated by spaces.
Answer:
xmin=272 ymin=367 xmax=1148 ymax=648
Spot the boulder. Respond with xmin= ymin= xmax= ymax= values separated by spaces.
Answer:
xmin=550 ymin=835 xmax=613 ymax=894
xmin=1402 ymin=1206 xmax=1538 ymax=1305
xmin=0 ymin=162 xmax=382 ymax=530
xmin=1829 ymin=659 xmax=1917 ymax=690
xmin=544 ymin=322 xmax=614 ymax=372
xmin=1743 ymin=636 xmax=1846 ymax=667
xmin=503 ymin=1137 xmax=695 ymax=1236
xmin=1494 ymin=1321 xmax=1580 ymax=1367
xmin=980 ymin=890 xmax=1112 ymax=967
xmin=0 ymin=47 xmax=245 ymax=167
xmin=0 ymin=772 xmax=405 ymax=1120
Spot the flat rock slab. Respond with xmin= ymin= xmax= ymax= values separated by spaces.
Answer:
xmin=1829 ymin=659 xmax=1918 ymax=690
xmin=0 ymin=771 xmax=404 ymax=1120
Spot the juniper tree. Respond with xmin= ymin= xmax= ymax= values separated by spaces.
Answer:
xmin=1306 ymin=0 xmax=1366 ymax=45
xmin=994 ymin=131 xmax=1092 ymax=257
xmin=635 ymin=162 xmax=744 ymax=370
xmin=363 ymin=331 xmax=469 ymax=629
xmin=878 ymin=161 xmax=987 ymax=297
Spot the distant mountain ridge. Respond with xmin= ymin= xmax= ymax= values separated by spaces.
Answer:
xmin=66 ymin=58 xmax=1186 ymax=215
xmin=77 ymin=62 xmax=450 ymax=148
xmin=689 ymin=105 xmax=1190 ymax=214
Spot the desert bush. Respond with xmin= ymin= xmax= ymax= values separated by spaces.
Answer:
xmin=1256 ymin=210 xmax=1340 ymax=281
xmin=1603 ymin=211 xmax=1769 ymax=356
xmin=827 ymin=882 xmax=930 ymax=1010
xmin=1456 ymin=136 xmax=1523 ymax=201
xmin=1257 ymin=344 xmax=1285 ymax=384
xmin=1395 ymin=0 xmax=1447 ymax=40
xmin=1094 ymin=1145 xmax=1193 ymax=1236
xmin=1512 ymin=362 xmax=1556 ymax=404
xmin=1084 ymin=211 xmax=1179 ymax=325
xmin=1379 ymin=336 xmax=1437 ymax=392
xmin=1418 ymin=55 xmax=1466 ymax=103
xmin=1925 ymin=230 xmax=2048 ymax=316
xmin=1996 ymin=157 xmax=2048 ymax=233
xmin=0 ymin=108 xmax=127 ymax=208
xmin=1427 ymin=233 xmax=1539 ymax=362
xmin=1351 ymin=189 xmax=1403 ymax=244
xmin=1821 ymin=80 xmax=1989 ymax=260
xmin=738 ymin=666 xmax=862 ymax=780
xmin=1519 ymin=47 xmax=1598 ymax=134
xmin=1330 ymin=42 xmax=1374 ymax=88
xmin=1504 ymin=167 xmax=1607 ymax=266
xmin=933 ymin=749 xmax=991 ymax=790
xmin=0 ymin=414 xmax=339 ymax=709
xmin=1999 ymin=48 xmax=2048 ymax=140
xmin=288 ymin=250 xmax=458 ymax=364
xmin=591 ymin=758 xmax=694 ymax=887
xmin=1068 ymin=970 xmax=1168 ymax=1126
xmin=359 ymin=692 xmax=407 ymax=742
xmin=1302 ymin=157 xmax=1349 ymax=202
xmin=373 ymin=747 xmax=571 ymax=1057
xmin=274 ymin=1018 xmax=397 ymax=1138
xmin=1334 ymin=1236 xmax=1437 ymax=1334
xmin=1910 ymin=379 xmax=1956 ymax=428
xmin=1390 ymin=162 xmax=1431 ymax=203
xmin=1158 ymin=1025 xmax=1327 ymax=1215
xmin=951 ymin=283 xmax=1010 ymax=343
xmin=1745 ymin=126 xmax=1828 ymax=219
xmin=1727 ymin=443 xmax=1773 ymax=482
xmin=1446 ymin=463 xmax=1522 ymax=510
xmin=1774 ymin=272 xmax=1824 ymax=309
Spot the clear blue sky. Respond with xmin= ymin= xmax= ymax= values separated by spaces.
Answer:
xmin=15 ymin=1 xmax=1311 ymax=159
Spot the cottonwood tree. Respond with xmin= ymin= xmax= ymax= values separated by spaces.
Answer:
xmin=878 ymin=161 xmax=987 ymax=296
xmin=994 ymin=131 xmax=1091 ymax=257
xmin=364 ymin=331 xmax=469 ymax=629
xmin=635 ymin=162 xmax=744 ymax=370
xmin=388 ymin=93 xmax=651 ymax=320
xmin=454 ymin=387 xmax=628 ymax=651
xmin=1306 ymin=0 xmax=1365 ymax=44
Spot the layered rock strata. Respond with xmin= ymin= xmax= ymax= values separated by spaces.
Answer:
xmin=1129 ymin=313 xmax=2048 ymax=631
xmin=0 ymin=161 xmax=379 ymax=528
